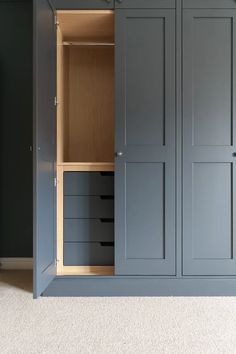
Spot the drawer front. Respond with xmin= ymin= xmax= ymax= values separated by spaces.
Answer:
xmin=64 ymin=196 xmax=114 ymax=218
xmin=64 ymin=219 xmax=114 ymax=242
xmin=63 ymin=242 xmax=114 ymax=266
xmin=64 ymin=172 xmax=114 ymax=196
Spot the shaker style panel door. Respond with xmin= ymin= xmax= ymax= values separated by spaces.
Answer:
xmin=33 ymin=0 xmax=56 ymax=297
xmin=115 ymin=9 xmax=176 ymax=275
xmin=183 ymin=10 xmax=236 ymax=275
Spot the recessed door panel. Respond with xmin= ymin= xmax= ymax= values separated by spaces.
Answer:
xmin=192 ymin=163 xmax=232 ymax=260
xmin=125 ymin=18 xmax=165 ymax=146
xmin=192 ymin=18 xmax=232 ymax=146
xmin=115 ymin=9 xmax=175 ymax=275
xmin=125 ymin=163 xmax=165 ymax=260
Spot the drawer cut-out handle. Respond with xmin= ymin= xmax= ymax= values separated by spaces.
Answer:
xmin=100 ymin=242 xmax=114 ymax=247
xmin=99 ymin=195 xmax=114 ymax=200
xmin=100 ymin=218 xmax=114 ymax=223
xmin=100 ymin=172 xmax=114 ymax=177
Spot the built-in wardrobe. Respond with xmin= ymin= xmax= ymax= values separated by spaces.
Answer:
xmin=34 ymin=0 xmax=236 ymax=297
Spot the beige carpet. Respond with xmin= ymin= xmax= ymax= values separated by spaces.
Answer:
xmin=1 ymin=271 xmax=236 ymax=354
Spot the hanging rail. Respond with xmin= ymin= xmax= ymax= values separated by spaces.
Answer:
xmin=63 ymin=41 xmax=115 ymax=46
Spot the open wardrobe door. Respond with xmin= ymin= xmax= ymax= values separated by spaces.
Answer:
xmin=33 ymin=0 xmax=56 ymax=298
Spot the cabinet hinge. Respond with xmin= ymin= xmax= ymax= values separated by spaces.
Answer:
xmin=54 ymin=177 xmax=57 ymax=187
xmin=54 ymin=15 xmax=59 ymax=27
xmin=54 ymin=97 xmax=59 ymax=106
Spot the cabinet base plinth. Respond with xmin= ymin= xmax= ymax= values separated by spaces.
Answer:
xmin=43 ymin=276 xmax=236 ymax=297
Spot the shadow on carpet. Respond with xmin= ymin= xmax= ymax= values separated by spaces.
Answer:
xmin=0 ymin=270 xmax=32 ymax=293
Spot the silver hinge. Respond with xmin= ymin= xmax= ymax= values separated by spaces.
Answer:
xmin=54 ymin=15 xmax=59 ymax=27
xmin=54 ymin=97 xmax=59 ymax=106
xmin=54 ymin=177 xmax=57 ymax=187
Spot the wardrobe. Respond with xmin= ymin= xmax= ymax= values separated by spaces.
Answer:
xmin=34 ymin=0 xmax=236 ymax=297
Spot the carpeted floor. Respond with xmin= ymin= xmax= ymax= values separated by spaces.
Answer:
xmin=1 ymin=271 xmax=236 ymax=354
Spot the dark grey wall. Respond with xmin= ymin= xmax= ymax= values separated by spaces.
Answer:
xmin=0 ymin=0 xmax=33 ymax=257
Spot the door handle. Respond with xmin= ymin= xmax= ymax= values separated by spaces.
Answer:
xmin=116 ymin=151 xmax=123 ymax=157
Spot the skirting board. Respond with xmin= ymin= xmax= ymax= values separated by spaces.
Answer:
xmin=43 ymin=276 xmax=236 ymax=297
xmin=0 ymin=258 xmax=33 ymax=270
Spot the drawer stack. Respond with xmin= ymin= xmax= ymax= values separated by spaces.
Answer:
xmin=63 ymin=172 xmax=114 ymax=266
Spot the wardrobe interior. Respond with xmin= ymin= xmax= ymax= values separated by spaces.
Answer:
xmin=56 ymin=10 xmax=115 ymax=276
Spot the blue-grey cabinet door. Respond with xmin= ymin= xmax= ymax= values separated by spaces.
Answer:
xmin=33 ymin=0 xmax=56 ymax=297
xmin=183 ymin=10 xmax=236 ymax=275
xmin=115 ymin=9 xmax=176 ymax=275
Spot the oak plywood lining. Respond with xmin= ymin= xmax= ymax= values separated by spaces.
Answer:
xmin=57 ymin=162 xmax=114 ymax=171
xmin=57 ymin=10 xmax=114 ymax=164
xmin=67 ymin=46 xmax=114 ymax=162
xmin=56 ymin=10 xmax=115 ymax=276
xmin=56 ymin=26 xmax=64 ymax=163
xmin=57 ymin=266 xmax=114 ymax=276
xmin=57 ymin=10 xmax=114 ymax=43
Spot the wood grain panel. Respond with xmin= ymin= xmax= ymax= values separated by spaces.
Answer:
xmin=57 ymin=162 xmax=114 ymax=171
xmin=57 ymin=10 xmax=114 ymax=43
xmin=67 ymin=46 xmax=114 ymax=162
xmin=56 ymin=27 xmax=64 ymax=163
xmin=57 ymin=266 xmax=114 ymax=276
xmin=56 ymin=165 xmax=64 ymax=274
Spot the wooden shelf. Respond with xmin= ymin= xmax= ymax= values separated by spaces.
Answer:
xmin=57 ymin=266 xmax=114 ymax=276
xmin=56 ymin=10 xmax=114 ymax=43
xmin=57 ymin=162 xmax=114 ymax=172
